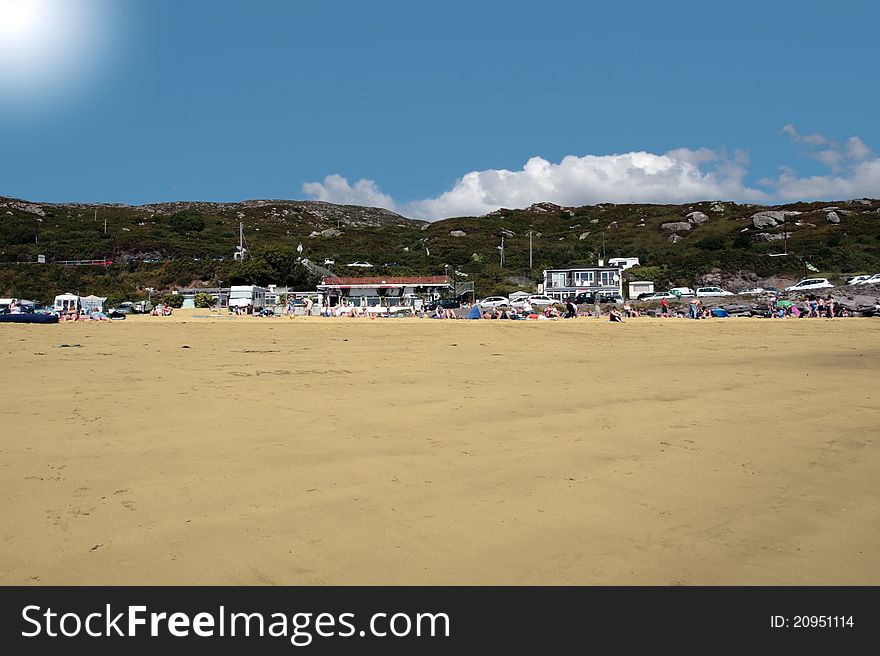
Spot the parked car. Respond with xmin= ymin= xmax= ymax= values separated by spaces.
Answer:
xmin=108 ymin=301 xmax=135 ymax=315
xmin=512 ymin=294 xmax=555 ymax=309
xmin=854 ymin=273 xmax=880 ymax=285
xmin=785 ymin=278 xmax=834 ymax=292
xmin=643 ymin=291 xmax=678 ymax=301
xmin=598 ymin=291 xmax=624 ymax=303
xmin=424 ymin=298 xmax=462 ymax=311
xmin=568 ymin=292 xmax=595 ymax=304
xmin=346 ymin=261 xmax=372 ymax=268
xmin=845 ymin=275 xmax=871 ymax=285
xmin=695 ymin=286 xmax=735 ymax=298
xmin=478 ymin=296 xmax=511 ymax=308
xmin=738 ymin=287 xmax=765 ymax=295
xmin=668 ymin=287 xmax=695 ymax=297
xmin=763 ymin=286 xmax=782 ymax=295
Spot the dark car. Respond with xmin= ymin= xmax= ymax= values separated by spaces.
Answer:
xmin=636 ymin=292 xmax=654 ymax=300
xmin=570 ymin=292 xmax=595 ymax=304
xmin=424 ymin=298 xmax=461 ymax=311
xmin=598 ymin=292 xmax=623 ymax=303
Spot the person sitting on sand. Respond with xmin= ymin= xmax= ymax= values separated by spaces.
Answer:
xmin=89 ymin=311 xmax=110 ymax=321
xmin=609 ymin=307 xmax=623 ymax=323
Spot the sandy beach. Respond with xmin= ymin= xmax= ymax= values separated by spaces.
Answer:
xmin=1 ymin=312 xmax=878 ymax=585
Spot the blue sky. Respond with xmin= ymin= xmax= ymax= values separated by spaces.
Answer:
xmin=1 ymin=0 xmax=878 ymax=219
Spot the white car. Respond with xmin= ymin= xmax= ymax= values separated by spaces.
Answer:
xmin=695 ymin=286 xmax=735 ymax=298
xmin=855 ymin=273 xmax=880 ymax=285
xmin=512 ymin=294 xmax=555 ymax=309
xmin=478 ymin=296 xmax=511 ymax=308
xmin=643 ymin=291 xmax=678 ymax=301
xmin=668 ymin=287 xmax=695 ymax=297
xmin=784 ymin=278 xmax=834 ymax=292
xmin=738 ymin=287 xmax=765 ymax=295
xmin=346 ymin=261 xmax=372 ymax=268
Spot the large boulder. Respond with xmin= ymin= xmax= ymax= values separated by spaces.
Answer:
xmin=668 ymin=233 xmax=684 ymax=243
xmin=308 ymin=228 xmax=342 ymax=238
xmin=686 ymin=211 xmax=709 ymax=224
xmin=826 ymin=211 xmax=840 ymax=224
xmin=449 ymin=230 xmax=467 ymax=237
xmin=578 ymin=232 xmax=590 ymax=240
xmin=662 ymin=221 xmax=692 ymax=232
xmin=751 ymin=211 xmax=785 ymax=229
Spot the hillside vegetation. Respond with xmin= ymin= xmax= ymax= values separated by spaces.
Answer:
xmin=1 ymin=195 xmax=878 ymax=304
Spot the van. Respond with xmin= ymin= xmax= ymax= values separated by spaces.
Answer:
xmin=668 ymin=287 xmax=695 ymax=297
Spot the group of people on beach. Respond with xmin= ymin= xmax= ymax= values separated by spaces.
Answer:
xmin=768 ymin=295 xmax=849 ymax=319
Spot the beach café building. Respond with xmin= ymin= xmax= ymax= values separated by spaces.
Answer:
xmin=542 ymin=265 xmax=624 ymax=301
xmin=317 ymin=275 xmax=452 ymax=308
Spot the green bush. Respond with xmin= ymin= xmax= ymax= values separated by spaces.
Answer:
xmin=168 ymin=211 xmax=205 ymax=234
xmin=162 ymin=293 xmax=184 ymax=308
xmin=193 ymin=292 xmax=215 ymax=308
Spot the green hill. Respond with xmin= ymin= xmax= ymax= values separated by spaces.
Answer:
xmin=1 ymin=195 xmax=878 ymax=304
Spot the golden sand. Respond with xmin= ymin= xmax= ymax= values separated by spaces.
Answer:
xmin=2 ymin=311 xmax=879 ymax=585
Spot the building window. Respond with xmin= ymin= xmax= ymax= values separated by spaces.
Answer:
xmin=599 ymin=270 xmax=616 ymax=286
xmin=574 ymin=271 xmax=595 ymax=286
xmin=550 ymin=272 xmax=567 ymax=288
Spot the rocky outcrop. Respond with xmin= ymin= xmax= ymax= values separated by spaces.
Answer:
xmin=668 ymin=234 xmax=684 ymax=243
xmin=578 ymin=232 xmax=590 ymax=240
xmin=751 ymin=211 xmax=786 ymax=228
xmin=9 ymin=201 xmax=46 ymax=216
xmin=449 ymin=230 xmax=467 ymax=237
xmin=754 ymin=233 xmax=786 ymax=242
xmin=686 ymin=211 xmax=709 ymax=224
xmin=826 ymin=211 xmax=841 ymax=224
xmin=662 ymin=221 xmax=692 ymax=232
xmin=308 ymin=228 xmax=342 ymax=238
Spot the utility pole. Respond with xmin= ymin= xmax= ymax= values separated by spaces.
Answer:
xmin=500 ymin=236 xmax=505 ymax=268
xmin=783 ymin=216 xmax=788 ymax=255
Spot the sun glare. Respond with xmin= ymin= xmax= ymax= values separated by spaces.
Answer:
xmin=0 ymin=0 xmax=119 ymax=108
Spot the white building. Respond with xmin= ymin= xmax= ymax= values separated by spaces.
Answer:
xmin=542 ymin=266 xmax=623 ymax=301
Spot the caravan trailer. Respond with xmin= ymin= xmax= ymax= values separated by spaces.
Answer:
xmin=53 ymin=293 xmax=82 ymax=313
xmin=228 ymin=285 xmax=266 ymax=313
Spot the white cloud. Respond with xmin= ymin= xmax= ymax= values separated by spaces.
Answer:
xmin=301 ymin=174 xmax=398 ymax=212
xmin=303 ymin=130 xmax=878 ymax=220
xmin=846 ymin=136 xmax=871 ymax=162
xmin=783 ymin=124 xmax=831 ymax=147
xmin=765 ymin=127 xmax=880 ymax=199
xmin=765 ymin=158 xmax=880 ymax=200
xmin=305 ymin=150 xmax=766 ymax=220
